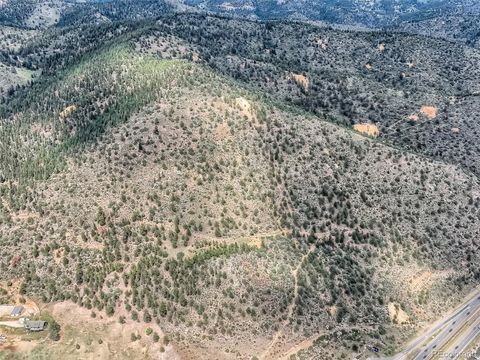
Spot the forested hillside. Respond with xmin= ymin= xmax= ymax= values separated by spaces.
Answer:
xmin=139 ymin=14 xmax=480 ymax=177
xmin=396 ymin=14 xmax=480 ymax=49
xmin=0 ymin=15 xmax=479 ymax=358
xmin=181 ymin=0 xmax=470 ymax=27
xmin=4 ymin=14 xmax=480 ymax=178
xmin=1 ymin=2 xmax=480 ymax=359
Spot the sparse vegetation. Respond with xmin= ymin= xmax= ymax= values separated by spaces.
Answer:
xmin=0 ymin=4 xmax=479 ymax=360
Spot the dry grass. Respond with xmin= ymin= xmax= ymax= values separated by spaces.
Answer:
xmin=388 ymin=302 xmax=409 ymax=324
xmin=59 ymin=105 xmax=77 ymax=119
xmin=0 ymin=64 xmax=36 ymax=95
xmin=25 ymin=1 xmax=61 ymax=28
xmin=0 ymin=26 xmax=37 ymax=51
xmin=214 ymin=122 xmax=232 ymax=140
xmin=46 ymin=301 xmax=177 ymax=360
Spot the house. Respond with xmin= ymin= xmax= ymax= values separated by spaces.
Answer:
xmin=10 ymin=305 xmax=24 ymax=317
xmin=24 ymin=319 xmax=47 ymax=332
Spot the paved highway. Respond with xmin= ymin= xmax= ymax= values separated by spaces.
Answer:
xmin=440 ymin=314 xmax=480 ymax=359
xmin=411 ymin=304 xmax=480 ymax=360
xmin=371 ymin=290 xmax=480 ymax=360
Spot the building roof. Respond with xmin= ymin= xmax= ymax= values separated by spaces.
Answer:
xmin=24 ymin=320 xmax=47 ymax=331
xmin=10 ymin=305 xmax=24 ymax=316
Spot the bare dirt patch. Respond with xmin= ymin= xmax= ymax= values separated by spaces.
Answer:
xmin=60 ymin=105 xmax=77 ymax=119
xmin=235 ymin=96 xmax=260 ymax=125
xmin=214 ymin=122 xmax=232 ymax=140
xmin=408 ymin=269 xmax=454 ymax=294
xmin=291 ymin=73 xmax=309 ymax=91
xmin=0 ymin=320 xmax=23 ymax=328
xmin=409 ymin=270 xmax=433 ymax=292
xmin=280 ymin=334 xmax=324 ymax=359
xmin=0 ymin=328 xmax=41 ymax=354
xmin=353 ymin=123 xmax=379 ymax=137
xmin=388 ymin=302 xmax=409 ymax=324
xmin=236 ymin=96 xmax=252 ymax=114
xmin=379 ymin=261 xmax=460 ymax=324
xmin=315 ymin=38 xmax=328 ymax=49
xmin=420 ymin=105 xmax=438 ymax=119
xmin=53 ymin=248 xmax=64 ymax=265
xmin=408 ymin=113 xmax=419 ymax=122
xmin=0 ymin=306 xmax=15 ymax=317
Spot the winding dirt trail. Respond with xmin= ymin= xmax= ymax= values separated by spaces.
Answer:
xmin=259 ymin=245 xmax=316 ymax=360
xmin=280 ymin=333 xmax=325 ymax=360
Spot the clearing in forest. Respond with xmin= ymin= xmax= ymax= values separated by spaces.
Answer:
xmin=353 ymin=123 xmax=379 ymax=137
xmin=420 ymin=106 xmax=438 ymax=119
xmin=291 ymin=73 xmax=309 ymax=91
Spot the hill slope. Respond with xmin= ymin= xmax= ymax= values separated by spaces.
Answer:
xmin=396 ymin=14 xmax=480 ymax=49
xmin=0 ymin=0 xmax=176 ymax=28
xmin=0 ymin=38 xmax=479 ymax=359
xmin=178 ymin=0 xmax=479 ymax=31
xmin=134 ymin=15 xmax=480 ymax=179
xmin=3 ymin=14 xmax=480 ymax=180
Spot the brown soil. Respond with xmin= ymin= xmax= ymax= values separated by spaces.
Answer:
xmin=214 ymin=122 xmax=232 ymax=140
xmin=235 ymin=96 xmax=260 ymax=126
xmin=420 ymin=106 xmax=438 ymax=119
xmin=280 ymin=334 xmax=324 ymax=359
xmin=44 ymin=301 xmax=179 ymax=360
xmin=353 ymin=123 xmax=379 ymax=137
xmin=388 ymin=302 xmax=409 ymax=324
xmin=30 ymin=122 xmax=54 ymax=140
xmin=291 ymin=73 xmax=309 ymax=91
